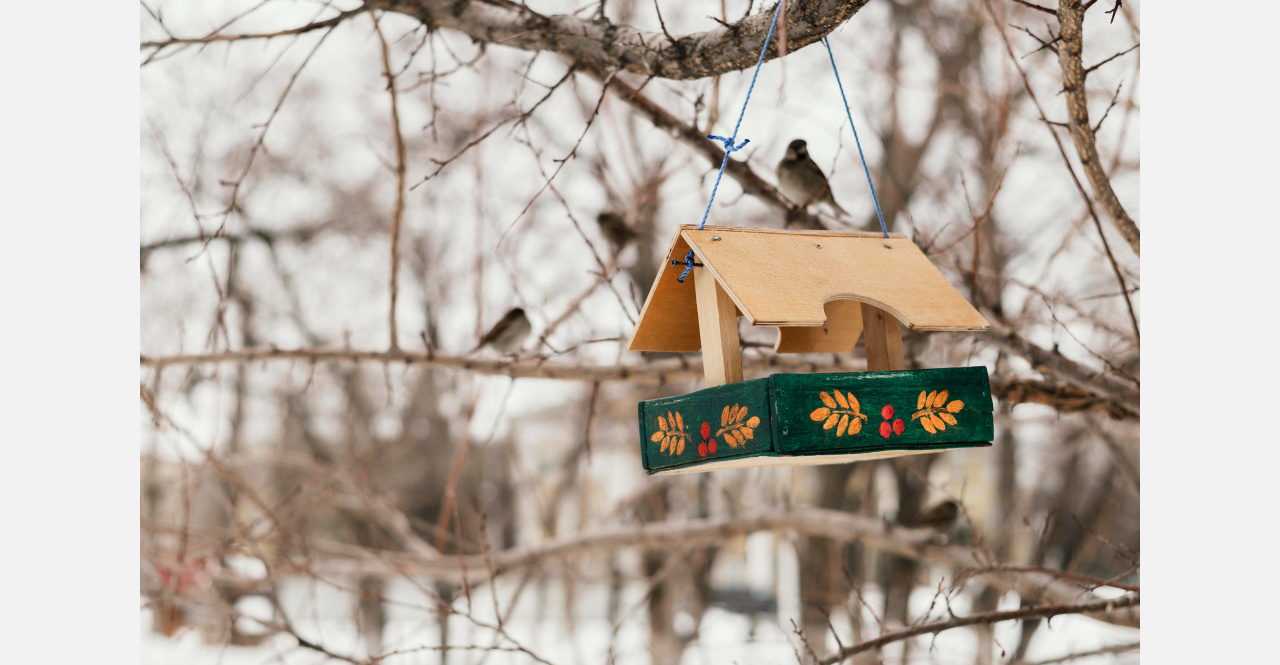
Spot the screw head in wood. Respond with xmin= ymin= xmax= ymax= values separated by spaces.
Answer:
xmin=711 ymin=236 xmax=722 ymax=241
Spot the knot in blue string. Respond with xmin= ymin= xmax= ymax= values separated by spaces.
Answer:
xmin=707 ymin=135 xmax=750 ymax=153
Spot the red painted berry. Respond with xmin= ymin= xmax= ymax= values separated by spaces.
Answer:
xmin=708 ymin=438 xmax=717 ymax=454
xmin=879 ymin=421 xmax=892 ymax=438
xmin=893 ymin=418 xmax=905 ymax=435
xmin=701 ymin=422 xmax=711 ymax=439
xmin=881 ymin=405 xmax=894 ymax=420
xmin=698 ymin=442 xmax=708 ymax=457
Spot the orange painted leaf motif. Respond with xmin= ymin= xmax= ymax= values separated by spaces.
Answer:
xmin=742 ymin=427 xmax=754 ymax=439
xmin=909 ymin=388 xmax=964 ymax=434
xmin=813 ymin=390 xmax=865 ymax=437
xmin=714 ymin=405 xmax=757 ymax=448
xmin=653 ymin=410 xmax=690 ymax=456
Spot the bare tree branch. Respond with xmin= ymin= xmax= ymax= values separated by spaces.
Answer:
xmin=816 ymin=594 xmax=1138 ymax=664
xmin=198 ymin=504 xmax=1139 ymax=628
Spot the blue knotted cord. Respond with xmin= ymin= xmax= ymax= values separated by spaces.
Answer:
xmin=823 ymin=36 xmax=888 ymax=238
xmin=676 ymin=6 xmax=890 ymax=284
xmin=676 ymin=1 xmax=785 ymax=283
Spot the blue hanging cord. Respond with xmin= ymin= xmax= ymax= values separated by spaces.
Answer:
xmin=676 ymin=1 xmax=786 ymax=283
xmin=823 ymin=36 xmax=888 ymax=238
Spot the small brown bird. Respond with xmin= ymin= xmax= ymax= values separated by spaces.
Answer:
xmin=904 ymin=500 xmax=960 ymax=531
xmin=776 ymin=139 xmax=849 ymax=215
xmin=472 ymin=308 xmax=532 ymax=355
xmin=596 ymin=211 xmax=637 ymax=251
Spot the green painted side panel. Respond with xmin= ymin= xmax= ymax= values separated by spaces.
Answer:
xmin=638 ymin=379 xmax=774 ymax=471
xmin=770 ymin=367 xmax=993 ymax=454
xmin=637 ymin=368 xmax=993 ymax=473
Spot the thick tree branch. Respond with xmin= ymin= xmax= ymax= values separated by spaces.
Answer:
xmin=1056 ymin=0 xmax=1140 ymax=255
xmin=992 ymin=377 xmax=1136 ymax=420
xmin=983 ymin=319 xmax=1140 ymax=415
xmin=382 ymin=0 xmax=869 ymax=81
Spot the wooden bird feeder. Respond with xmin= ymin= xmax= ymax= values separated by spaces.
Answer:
xmin=630 ymin=225 xmax=994 ymax=475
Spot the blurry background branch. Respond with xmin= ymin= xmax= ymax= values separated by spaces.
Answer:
xmin=139 ymin=346 xmax=1137 ymax=420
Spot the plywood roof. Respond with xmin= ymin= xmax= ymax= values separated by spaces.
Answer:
xmin=628 ymin=226 xmax=989 ymax=353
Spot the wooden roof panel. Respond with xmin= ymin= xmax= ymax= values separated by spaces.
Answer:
xmin=627 ymin=226 xmax=988 ymax=353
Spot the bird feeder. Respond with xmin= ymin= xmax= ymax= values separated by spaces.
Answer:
xmin=630 ymin=225 xmax=993 ymax=475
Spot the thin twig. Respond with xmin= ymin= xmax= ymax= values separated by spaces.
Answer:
xmin=373 ymin=14 xmax=407 ymax=351
xmin=1009 ymin=0 xmax=1057 ymax=15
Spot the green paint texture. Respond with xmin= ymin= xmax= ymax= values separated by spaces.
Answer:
xmin=638 ymin=367 xmax=993 ymax=474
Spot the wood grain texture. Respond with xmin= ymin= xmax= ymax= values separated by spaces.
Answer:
xmin=694 ymin=266 xmax=743 ymax=387
xmin=774 ymin=299 xmax=863 ymax=353
xmin=638 ymin=367 xmax=993 ymax=474
xmin=685 ymin=227 xmax=989 ymax=330
xmin=627 ymin=231 xmax=702 ymax=352
xmin=627 ymin=226 xmax=988 ymax=354
xmin=862 ymin=303 xmax=905 ymax=371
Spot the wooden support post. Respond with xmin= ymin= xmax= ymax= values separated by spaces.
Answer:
xmin=694 ymin=266 xmax=743 ymax=387
xmin=861 ymin=303 xmax=905 ymax=372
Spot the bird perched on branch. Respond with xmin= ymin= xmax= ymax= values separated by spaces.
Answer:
xmin=472 ymin=308 xmax=531 ymax=355
xmin=907 ymin=500 xmax=959 ymax=531
xmin=899 ymin=499 xmax=971 ymax=544
xmin=776 ymin=138 xmax=849 ymax=216
xmin=596 ymin=211 xmax=637 ymax=252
